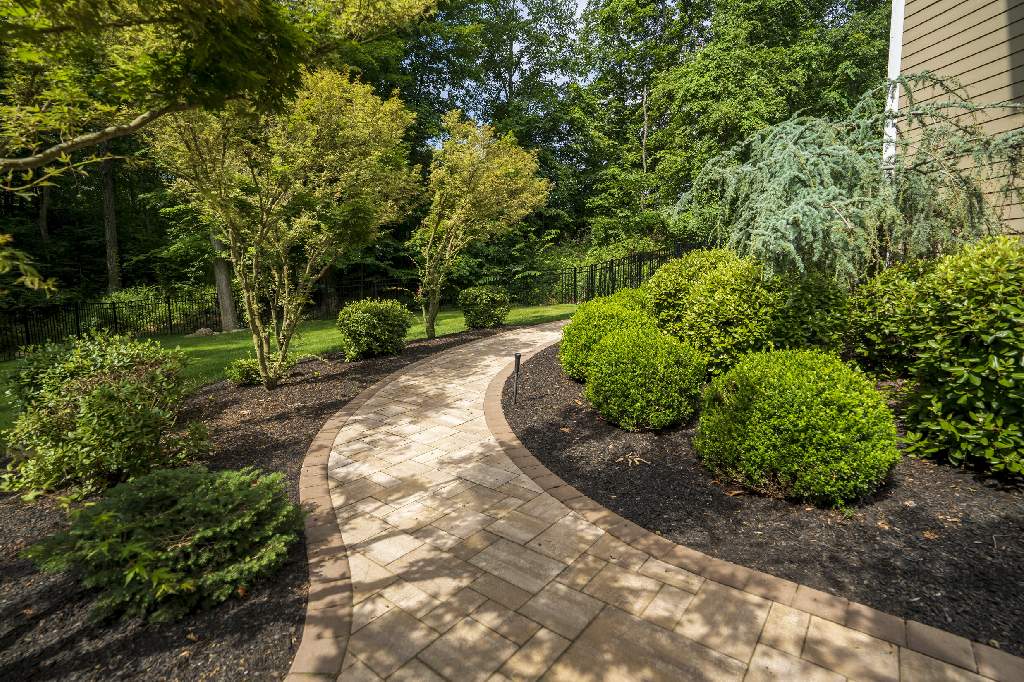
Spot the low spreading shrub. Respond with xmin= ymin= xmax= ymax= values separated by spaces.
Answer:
xmin=225 ymin=355 xmax=294 ymax=386
xmin=696 ymin=349 xmax=899 ymax=507
xmin=558 ymin=301 xmax=656 ymax=380
xmin=905 ymin=237 xmax=1024 ymax=475
xmin=24 ymin=466 xmax=303 ymax=622
xmin=771 ymin=271 xmax=848 ymax=351
xmin=459 ymin=286 xmax=512 ymax=328
xmin=647 ymin=249 xmax=778 ymax=373
xmin=844 ymin=261 xmax=931 ymax=375
xmin=2 ymin=334 xmax=208 ymax=497
xmin=336 ymin=298 xmax=413 ymax=361
xmin=585 ymin=329 xmax=706 ymax=430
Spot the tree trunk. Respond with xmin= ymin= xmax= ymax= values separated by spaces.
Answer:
xmin=423 ymin=291 xmax=441 ymax=339
xmin=101 ymin=149 xmax=121 ymax=293
xmin=210 ymin=233 xmax=238 ymax=331
xmin=38 ymin=185 xmax=50 ymax=244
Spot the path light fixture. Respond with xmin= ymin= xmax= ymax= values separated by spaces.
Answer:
xmin=513 ymin=352 xmax=521 ymax=404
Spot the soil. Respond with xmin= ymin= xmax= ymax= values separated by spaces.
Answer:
xmin=0 ymin=327 xmax=506 ymax=681
xmin=502 ymin=344 xmax=1024 ymax=656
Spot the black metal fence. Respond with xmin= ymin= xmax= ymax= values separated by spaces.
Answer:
xmin=0 ymin=245 xmax=686 ymax=361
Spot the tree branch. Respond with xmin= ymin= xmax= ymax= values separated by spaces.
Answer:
xmin=1 ymin=104 xmax=192 ymax=173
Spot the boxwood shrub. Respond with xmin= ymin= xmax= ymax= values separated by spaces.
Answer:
xmin=24 ymin=466 xmax=303 ymax=622
xmin=3 ymin=333 xmax=208 ymax=497
xmin=598 ymin=286 xmax=650 ymax=313
xmin=336 ymin=298 xmax=413 ymax=361
xmin=905 ymin=237 xmax=1024 ymax=475
xmin=459 ymin=286 xmax=512 ymax=329
xmin=558 ymin=300 xmax=656 ymax=380
xmin=646 ymin=249 xmax=778 ymax=373
xmin=771 ymin=271 xmax=848 ymax=351
xmin=585 ymin=328 xmax=707 ymax=430
xmin=696 ymin=349 xmax=899 ymax=507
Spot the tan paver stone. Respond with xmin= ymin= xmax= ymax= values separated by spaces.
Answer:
xmin=907 ymin=620 xmax=977 ymax=672
xmin=499 ymin=627 xmax=571 ymax=682
xmin=388 ymin=543 xmax=480 ymax=601
xmin=422 ymin=587 xmax=489 ymax=633
xmin=802 ymin=616 xmax=899 ymax=682
xmin=515 ymin=494 xmax=569 ymax=523
xmin=555 ymin=553 xmax=606 ymax=590
xmin=527 ymin=514 xmax=604 ymax=563
xmin=337 ymin=656 xmax=383 ymax=681
xmin=675 ymin=580 xmax=771 ymax=662
xmin=655 ymin=543 xmax=709 ymax=575
xmin=351 ymin=594 xmax=395 ymax=632
xmin=487 ymin=494 xmax=527 ymax=517
xmin=347 ymin=553 xmax=398 ymax=604
xmin=519 ymin=581 xmax=604 ymax=639
xmin=433 ymin=508 xmax=498 ymax=538
xmin=638 ymin=556 xmax=704 ymax=593
xmin=337 ymin=514 xmax=390 ymax=545
xmin=759 ymin=602 xmax=810 ymax=657
xmin=472 ymin=599 xmax=542 ymax=644
xmin=330 ymin=478 xmax=385 ymax=507
xmin=418 ymin=617 xmax=519 ymax=682
xmin=459 ymin=462 xmax=520 ymax=490
xmin=845 ymin=602 xmax=906 ymax=646
xmin=583 ymin=561 xmax=662 ymax=616
xmin=701 ymin=557 xmax=755 ymax=590
xmin=792 ymin=585 xmax=849 ymax=624
xmin=365 ymin=470 xmax=402 ymax=488
xmin=380 ymin=580 xmax=441 ymax=618
xmin=744 ymin=571 xmax=798 ymax=604
xmin=498 ymin=481 xmax=543 ymax=502
xmin=640 ymin=583 xmax=695 ymax=631
xmin=973 ymin=642 xmax=1024 ymax=682
xmin=347 ymin=608 xmax=438 ymax=678
xmin=451 ymin=529 xmax=501 ymax=561
xmin=900 ymin=648 xmax=987 ymax=682
xmin=585 ymin=532 xmax=648 ymax=571
xmin=470 ymin=539 xmax=565 ymax=593
xmin=389 ymin=658 xmax=447 ymax=682
xmin=450 ymin=484 xmax=509 ymax=512
xmin=545 ymin=606 xmax=746 ymax=682
xmin=413 ymin=524 xmax=464 ymax=551
xmin=488 ymin=510 xmax=553 ymax=544
xmin=471 ymin=573 xmax=534 ymax=610
xmin=744 ymin=643 xmax=844 ymax=682
xmin=382 ymin=500 xmax=446 ymax=532
xmin=382 ymin=459 xmax=433 ymax=479
xmin=359 ymin=531 xmax=423 ymax=566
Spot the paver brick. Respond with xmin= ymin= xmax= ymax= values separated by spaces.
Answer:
xmin=907 ymin=620 xmax=978 ymax=672
xmin=519 ymin=581 xmax=604 ymax=639
xmin=433 ymin=508 xmax=498 ymax=539
xmin=380 ymin=580 xmax=441 ymax=618
xmin=422 ymin=587 xmax=489 ymax=633
xmin=744 ymin=643 xmax=844 ymax=682
xmin=347 ymin=608 xmax=438 ymax=678
xmin=527 ymin=514 xmax=603 ymax=564
xmin=359 ymin=531 xmax=423 ymax=565
xmin=802 ymin=615 xmax=899 ymax=682
xmin=472 ymin=599 xmax=542 ymax=644
xmin=675 ymin=580 xmax=771 ymax=662
xmin=499 ymin=627 xmax=571 ymax=681
xmin=759 ymin=601 xmax=810 ymax=657
xmin=470 ymin=539 xmax=565 ymax=593
xmin=471 ymin=573 xmax=534 ymax=610
xmin=640 ymin=583 xmax=695 ymax=631
xmin=638 ymin=556 xmax=704 ymax=593
xmin=845 ymin=601 xmax=906 ymax=646
xmin=583 ymin=562 xmax=663 ymax=616
xmin=900 ymin=648 xmax=986 ymax=682
xmin=585 ymin=532 xmax=648 ymax=571
xmin=973 ymin=642 xmax=1024 ymax=682
xmin=488 ymin=510 xmax=553 ymax=544
xmin=792 ymin=585 xmax=848 ymax=624
xmin=389 ymin=658 xmax=447 ymax=682
xmin=418 ymin=617 xmax=519 ymax=682
xmin=351 ymin=594 xmax=394 ymax=632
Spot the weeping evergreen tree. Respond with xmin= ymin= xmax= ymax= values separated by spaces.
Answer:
xmin=674 ymin=74 xmax=1024 ymax=285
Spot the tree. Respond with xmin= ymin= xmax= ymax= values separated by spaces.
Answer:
xmin=151 ymin=69 xmax=418 ymax=387
xmin=675 ymin=75 xmax=1024 ymax=285
xmin=412 ymin=110 xmax=550 ymax=338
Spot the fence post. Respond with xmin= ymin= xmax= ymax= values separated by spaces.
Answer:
xmin=165 ymin=296 xmax=173 ymax=334
xmin=572 ymin=268 xmax=578 ymax=304
xmin=110 ymin=302 xmax=119 ymax=334
xmin=74 ymin=303 xmax=82 ymax=336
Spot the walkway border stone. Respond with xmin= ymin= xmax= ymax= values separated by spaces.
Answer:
xmin=482 ymin=341 xmax=1024 ymax=682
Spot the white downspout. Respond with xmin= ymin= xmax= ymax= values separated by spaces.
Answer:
xmin=883 ymin=0 xmax=906 ymax=170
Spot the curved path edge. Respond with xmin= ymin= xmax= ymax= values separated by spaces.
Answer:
xmin=283 ymin=323 xmax=1024 ymax=682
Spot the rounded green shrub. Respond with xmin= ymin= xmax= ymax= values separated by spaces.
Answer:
xmin=844 ymin=261 xmax=931 ymax=376
xmin=905 ymin=237 xmax=1024 ymax=475
xmin=584 ymin=328 xmax=707 ymax=430
xmin=696 ymin=349 xmax=899 ymax=507
xmin=225 ymin=356 xmax=263 ymax=386
xmin=459 ymin=285 xmax=512 ymax=328
xmin=24 ymin=466 xmax=303 ymax=622
xmin=646 ymin=249 xmax=778 ymax=373
xmin=558 ymin=301 xmax=656 ymax=380
xmin=336 ymin=298 xmax=413 ymax=361
xmin=770 ymin=271 xmax=848 ymax=351
xmin=598 ymin=286 xmax=650 ymax=313
xmin=3 ymin=333 xmax=208 ymax=497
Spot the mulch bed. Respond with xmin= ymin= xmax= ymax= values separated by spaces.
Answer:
xmin=0 ymin=327 xmax=505 ymax=681
xmin=502 ymin=344 xmax=1024 ymax=656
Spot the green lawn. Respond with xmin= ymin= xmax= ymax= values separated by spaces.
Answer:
xmin=0 ymin=304 xmax=575 ymax=430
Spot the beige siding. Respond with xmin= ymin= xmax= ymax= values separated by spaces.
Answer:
xmin=901 ymin=0 xmax=1024 ymax=233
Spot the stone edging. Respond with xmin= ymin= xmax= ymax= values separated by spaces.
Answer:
xmin=481 ymin=342 xmax=1024 ymax=682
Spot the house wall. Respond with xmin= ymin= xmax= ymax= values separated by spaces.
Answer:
xmin=899 ymin=0 xmax=1024 ymax=233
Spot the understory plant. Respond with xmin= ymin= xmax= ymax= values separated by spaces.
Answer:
xmin=585 ymin=328 xmax=706 ymax=431
xmin=2 ymin=333 xmax=207 ymax=497
xmin=558 ymin=300 xmax=656 ymax=380
xmin=336 ymin=298 xmax=413 ymax=361
xmin=24 ymin=466 xmax=302 ymax=622
xmin=905 ymin=237 xmax=1024 ymax=475
xmin=770 ymin=271 xmax=848 ymax=351
xmin=459 ymin=285 xmax=512 ymax=328
xmin=696 ymin=349 xmax=899 ymax=507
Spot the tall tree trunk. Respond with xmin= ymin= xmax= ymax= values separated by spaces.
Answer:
xmin=38 ymin=185 xmax=50 ymax=244
xmin=423 ymin=291 xmax=441 ymax=339
xmin=101 ymin=148 xmax=121 ymax=293
xmin=210 ymin=233 xmax=238 ymax=331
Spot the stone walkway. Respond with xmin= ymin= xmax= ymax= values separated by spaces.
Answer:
xmin=289 ymin=322 xmax=1023 ymax=682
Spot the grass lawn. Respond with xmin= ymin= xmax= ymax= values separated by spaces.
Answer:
xmin=0 ymin=304 xmax=575 ymax=430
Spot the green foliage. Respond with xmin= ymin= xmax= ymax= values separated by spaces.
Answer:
xmin=696 ymin=349 xmax=899 ymax=507
xmin=2 ymin=333 xmax=207 ymax=497
xmin=585 ymin=328 xmax=706 ymax=431
xmin=598 ymin=286 xmax=650 ymax=313
xmin=905 ymin=238 xmax=1024 ymax=475
xmin=24 ymin=466 xmax=302 ymax=622
xmin=458 ymin=286 xmax=511 ymax=329
xmin=646 ymin=249 xmax=778 ymax=373
xmin=771 ymin=271 xmax=848 ymax=351
xmin=224 ymin=357 xmax=264 ymax=387
xmin=558 ymin=301 xmax=656 ymax=380
xmin=336 ymin=298 xmax=413 ymax=361
xmin=844 ymin=261 xmax=931 ymax=376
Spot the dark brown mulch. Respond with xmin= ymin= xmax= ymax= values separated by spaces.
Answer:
xmin=0 ymin=327 xmax=505 ymax=682
xmin=503 ymin=344 xmax=1024 ymax=656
